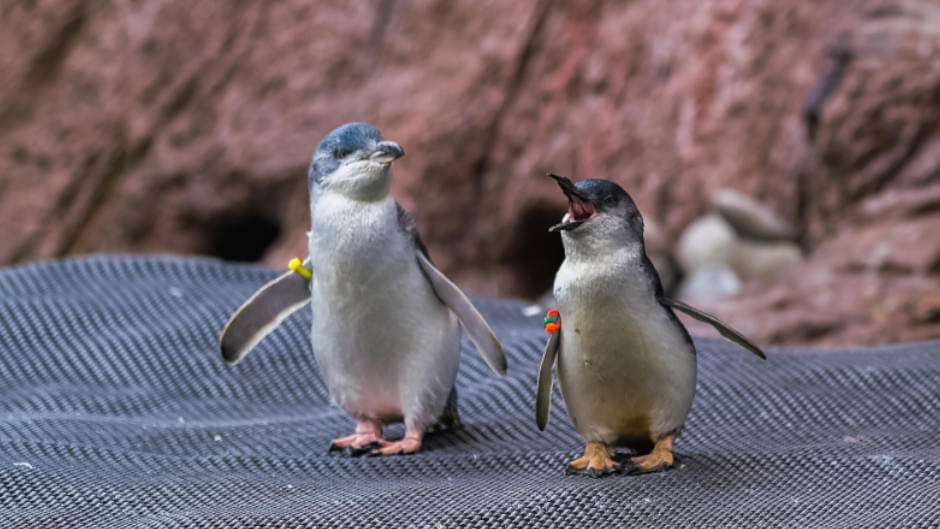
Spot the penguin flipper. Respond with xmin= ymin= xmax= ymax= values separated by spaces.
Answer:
xmin=536 ymin=329 xmax=560 ymax=431
xmin=220 ymin=260 xmax=312 ymax=365
xmin=415 ymin=252 xmax=507 ymax=376
xmin=660 ymin=297 xmax=766 ymax=359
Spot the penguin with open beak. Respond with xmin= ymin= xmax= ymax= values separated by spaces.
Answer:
xmin=537 ymin=173 xmax=765 ymax=477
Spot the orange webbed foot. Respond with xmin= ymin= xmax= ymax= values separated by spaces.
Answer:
xmin=626 ymin=435 xmax=675 ymax=474
xmin=565 ymin=442 xmax=621 ymax=478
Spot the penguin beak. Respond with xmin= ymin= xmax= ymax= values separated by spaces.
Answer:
xmin=547 ymin=173 xmax=595 ymax=232
xmin=369 ymin=141 xmax=405 ymax=163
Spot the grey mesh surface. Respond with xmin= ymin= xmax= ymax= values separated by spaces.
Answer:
xmin=1 ymin=256 xmax=938 ymax=528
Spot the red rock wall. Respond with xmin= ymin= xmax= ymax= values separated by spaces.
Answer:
xmin=2 ymin=0 xmax=938 ymax=345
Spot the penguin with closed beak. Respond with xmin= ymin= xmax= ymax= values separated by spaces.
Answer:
xmin=220 ymin=122 xmax=507 ymax=456
xmin=537 ymin=173 xmax=765 ymax=477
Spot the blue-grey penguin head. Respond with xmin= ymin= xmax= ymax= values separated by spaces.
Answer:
xmin=547 ymin=173 xmax=645 ymax=250
xmin=308 ymin=122 xmax=404 ymax=201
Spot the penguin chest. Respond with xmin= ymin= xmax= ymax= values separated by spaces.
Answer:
xmin=553 ymin=259 xmax=697 ymax=445
xmin=307 ymin=196 xmax=457 ymax=420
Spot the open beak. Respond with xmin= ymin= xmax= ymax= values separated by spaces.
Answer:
xmin=547 ymin=173 xmax=595 ymax=232
xmin=369 ymin=140 xmax=405 ymax=163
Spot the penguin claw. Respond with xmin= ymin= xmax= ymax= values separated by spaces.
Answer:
xmin=328 ymin=441 xmax=381 ymax=457
xmin=349 ymin=442 xmax=382 ymax=457
xmin=365 ymin=447 xmax=417 ymax=458
xmin=565 ymin=462 xmax=623 ymax=478
xmin=588 ymin=465 xmax=623 ymax=478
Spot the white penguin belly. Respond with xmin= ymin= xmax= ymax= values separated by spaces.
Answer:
xmin=308 ymin=195 xmax=459 ymax=427
xmin=554 ymin=257 xmax=697 ymax=445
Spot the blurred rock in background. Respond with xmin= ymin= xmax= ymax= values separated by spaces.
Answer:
xmin=676 ymin=190 xmax=802 ymax=300
xmin=1 ymin=0 xmax=938 ymax=346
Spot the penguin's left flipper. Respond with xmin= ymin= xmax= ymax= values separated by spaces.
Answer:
xmin=220 ymin=259 xmax=312 ymax=365
xmin=535 ymin=329 xmax=560 ymax=431
xmin=415 ymin=252 xmax=507 ymax=376
xmin=660 ymin=297 xmax=766 ymax=359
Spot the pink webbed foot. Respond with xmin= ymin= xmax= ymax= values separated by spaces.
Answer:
xmin=369 ymin=429 xmax=423 ymax=456
xmin=328 ymin=420 xmax=383 ymax=456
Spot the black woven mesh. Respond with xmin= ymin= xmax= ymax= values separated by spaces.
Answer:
xmin=1 ymin=256 xmax=938 ymax=528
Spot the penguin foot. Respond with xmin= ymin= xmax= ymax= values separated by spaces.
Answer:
xmin=370 ymin=429 xmax=423 ymax=456
xmin=565 ymin=442 xmax=621 ymax=477
xmin=626 ymin=435 xmax=675 ymax=474
xmin=328 ymin=420 xmax=383 ymax=456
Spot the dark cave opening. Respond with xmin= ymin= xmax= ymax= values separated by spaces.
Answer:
xmin=507 ymin=204 xmax=566 ymax=299
xmin=208 ymin=214 xmax=281 ymax=262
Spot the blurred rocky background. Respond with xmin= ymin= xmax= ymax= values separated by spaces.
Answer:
xmin=2 ymin=0 xmax=939 ymax=346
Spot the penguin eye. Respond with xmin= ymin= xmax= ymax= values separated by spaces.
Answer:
xmin=604 ymin=194 xmax=617 ymax=207
xmin=333 ymin=148 xmax=351 ymax=159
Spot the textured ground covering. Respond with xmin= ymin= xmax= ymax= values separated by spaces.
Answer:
xmin=1 ymin=257 xmax=938 ymax=527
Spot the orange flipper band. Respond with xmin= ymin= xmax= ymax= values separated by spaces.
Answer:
xmin=544 ymin=309 xmax=560 ymax=334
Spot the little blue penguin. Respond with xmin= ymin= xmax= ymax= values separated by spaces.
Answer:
xmin=219 ymin=122 xmax=507 ymax=456
xmin=536 ymin=174 xmax=765 ymax=477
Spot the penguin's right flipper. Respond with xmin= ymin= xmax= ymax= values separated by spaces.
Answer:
xmin=536 ymin=329 xmax=560 ymax=431
xmin=220 ymin=261 xmax=312 ymax=365
xmin=415 ymin=252 xmax=508 ymax=376
xmin=660 ymin=297 xmax=766 ymax=359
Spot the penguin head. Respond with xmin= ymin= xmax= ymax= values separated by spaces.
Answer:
xmin=308 ymin=122 xmax=405 ymax=201
xmin=547 ymin=174 xmax=645 ymax=251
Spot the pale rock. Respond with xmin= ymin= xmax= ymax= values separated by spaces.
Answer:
xmin=678 ymin=267 xmax=742 ymax=300
xmin=676 ymin=214 xmax=737 ymax=275
xmin=713 ymin=189 xmax=796 ymax=242
xmin=729 ymin=240 xmax=803 ymax=282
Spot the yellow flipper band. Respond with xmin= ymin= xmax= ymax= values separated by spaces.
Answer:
xmin=288 ymin=257 xmax=312 ymax=280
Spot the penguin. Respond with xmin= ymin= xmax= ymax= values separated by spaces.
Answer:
xmin=220 ymin=122 xmax=506 ymax=456
xmin=536 ymin=173 xmax=765 ymax=476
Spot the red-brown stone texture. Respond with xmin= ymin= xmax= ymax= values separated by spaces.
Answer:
xmin=2 ymin=0 xmax=939 ymax=346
